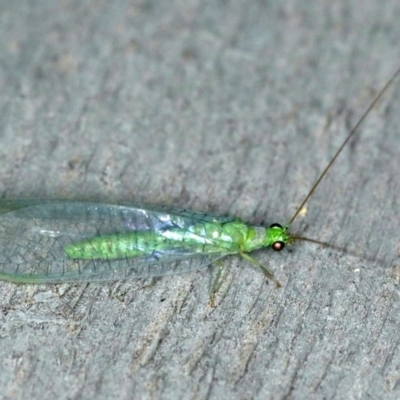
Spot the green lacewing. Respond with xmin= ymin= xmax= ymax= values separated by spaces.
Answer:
xmin=0 ymin=66 xmax=399 ymax=287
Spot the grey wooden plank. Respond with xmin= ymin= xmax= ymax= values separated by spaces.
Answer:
xmin=0 ymin=1 xmax=400 ymax=399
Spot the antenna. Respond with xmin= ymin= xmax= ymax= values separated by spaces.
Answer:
xmin=288 ymin=66 xmax=400 ymax=226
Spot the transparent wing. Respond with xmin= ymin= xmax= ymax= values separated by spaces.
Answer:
xmin=0 ymin=199 xmax=232 ymax=283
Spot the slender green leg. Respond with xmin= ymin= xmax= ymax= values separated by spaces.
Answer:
xmin=209 ymin=260 xmax=225 ymax=307
xmin=140 ymin=277 xmax=160 ymax=289
xmin=240 ymin=253 xmax=281 ymax=288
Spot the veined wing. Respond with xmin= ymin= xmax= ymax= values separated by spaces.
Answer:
xmin=0 ymin=253 xmax=227 ymax=284
xmin=0 ymin=199 xmax=236 ymax=226
xmin=0 ymin=199 xmax=234 ymax=284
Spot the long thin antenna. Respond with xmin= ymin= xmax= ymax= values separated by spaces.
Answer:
xmin=288 ymin=65 xmax=400 ymax=226
xmin=291 ymin=235 xmax=347 ymax=252
xmin=292 ymin=234 xmax=385 ymax=264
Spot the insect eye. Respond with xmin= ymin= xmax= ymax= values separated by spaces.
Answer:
xmin=269 ymin=223 xmax=283 ymax=229
xmin=272 ymin=241 xmax=285 ymax=251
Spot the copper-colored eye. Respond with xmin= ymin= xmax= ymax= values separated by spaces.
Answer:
xmin=272 ymin=241 xmax=285 ymax=251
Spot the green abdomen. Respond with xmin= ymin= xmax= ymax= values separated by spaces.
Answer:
xmin=64 ymin=221 xmax=254 ymax=260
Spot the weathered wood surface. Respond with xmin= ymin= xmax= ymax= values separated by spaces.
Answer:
xmin=1 ymin=1 xmax=400 ymax=399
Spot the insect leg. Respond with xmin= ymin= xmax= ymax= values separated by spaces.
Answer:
xmin=240 ymin=253 xmax=281 ymax=288
xmin=209 ymin=260 xmax=225 ymax=307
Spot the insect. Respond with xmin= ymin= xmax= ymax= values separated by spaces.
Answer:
xmin=0 ymin=66 xmax=399 ymax=296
